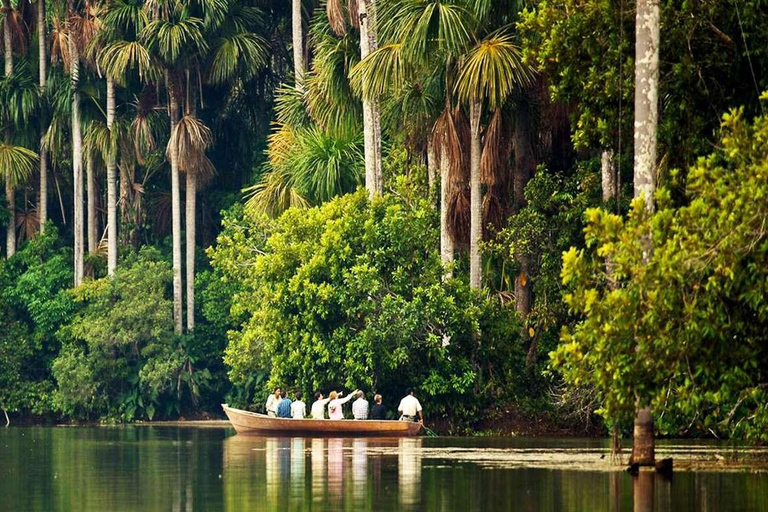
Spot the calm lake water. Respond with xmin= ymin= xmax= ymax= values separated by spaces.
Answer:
xmin=1 ymin=426 xmax=767 ymax=511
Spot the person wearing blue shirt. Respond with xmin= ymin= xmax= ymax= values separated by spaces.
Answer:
xmin=277 ymin=390 xmax=292 ymax=418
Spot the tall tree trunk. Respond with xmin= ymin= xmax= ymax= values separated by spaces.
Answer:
xmin=291 ymin=0 xmax=305 ymax=90
xmin=86 ymin=149 xmax=97 ymax=253
xmin=439 ymin=140 xmax=454 ymax=280
xmin=4 ymin=2 xmax=15 ymax=258
xmin=631 ymin=0 xmax=660 ymax=466
xmin=168 ymin=77 xmax=183 ymax=334
xmin=468 ymin=99 xmax=482 ymax=290
xmin=106 ymin=77 xmax=118 ymax=275
xmin=514 ymin=99 xmax=535 ymax=322
xmin=38 ymin=0 xmax=47 ymax=233
xmin=601 ymin=149 xmax=616 ymax=203
xmin=426 ymin=137 xmax=437 ymax=200
xmin=69 ymin=1 xmax=84 ymax=285
xmin=358 ymin=0 xmax=382 ymax=197
xmin=185 ymin=172 xmax=196 ymax=331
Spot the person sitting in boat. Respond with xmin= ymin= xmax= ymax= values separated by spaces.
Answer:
xmin=327 ymin=390 xmax=357 ymax=420
xmin=352 ymin=390 xmax=369 ymax=420
xmin=291 ymin=391 xmax=307 ymax=419
xmin=265 ymin=387 xmax=282 ymax=417
xmin=310 ymin=392 xmax=331 ymax=419
xmin=277 ymin=390 xmax=292 ymax=418
xmin=370 ymin=394 xmax=387 ymax=420
xmin=397 ymin=388 xmax=423 ymax=424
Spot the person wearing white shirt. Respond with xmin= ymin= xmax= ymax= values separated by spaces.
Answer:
xmin=310 ymin=392 xmax=331 ymax=419
xmin=291 ymin=392 xmax=307 ymax=419
xmin=397 ymin=388 xmax=423 ymax=424
xmin=352 ymin=391 xmax=369 ymax=420
xmin=265 ymin=387 xmax=282 ymax=417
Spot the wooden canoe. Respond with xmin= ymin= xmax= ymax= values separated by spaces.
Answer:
xmin=222 ymin=404 xmax=422 ymax=437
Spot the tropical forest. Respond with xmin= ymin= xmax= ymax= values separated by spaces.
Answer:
xmin=2 ymin=0 xmax=768 ymax=470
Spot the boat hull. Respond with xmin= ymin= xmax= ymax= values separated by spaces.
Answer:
xmin=222 ymin=404 xmax=421 ymax=437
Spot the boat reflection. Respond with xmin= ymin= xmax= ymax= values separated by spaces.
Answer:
xmin=398 ymin=437 xmax=423 ymax=508
xmin=223 ymin=435 xmax=425 ymax=510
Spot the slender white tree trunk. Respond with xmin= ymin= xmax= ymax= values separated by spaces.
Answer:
xmin=358 ymin=0 xmax=382 ymax=197
xmin=86 ymin=149 xmax=97 ymax=253
xmin=69 ymin=2 xmax=84 ymax=285
xmin=633 ymin=0 xmax=659 ymax=213
xmin=632 ymin=0 xmax=660 ymax=467
xmin=38 ymin=0 xmax=48 ymax=233
xmin=106 ymin=77 xmax=118 ymax=275
xmin=185 ymin=172 xmax=196 ymax=331
xmin=426 ymin=137 xmax=437 ymax=199
xmin=4 ymin=5 xmax=15 ymax=257
xmin=168 ymin=80 xmax=183 ymax=334
xmin=439 ymin=141 xmax=453 ymax=280
xmin=601 ymin=149 xmax=616 ymax=202
xmin=291 ymin=0 xmax=305 ymax=90
xmin=468 ymin=100 xmax=482 ymax=290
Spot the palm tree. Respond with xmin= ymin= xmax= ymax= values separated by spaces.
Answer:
xmin=350 ymin=0 xmax=475 ymax=280
xmin=631 ymin=0 xmax=660 ymax=467
xmin=67 ymin=0 xmax=85 ymax=285
xmin=95 ymin=0 xmax=153 ymax=274
xmin=140 ymin=1 xmax=207 ymax=333
xmin=456 ymin=31 xmax=533 ymax=291
xmin=36 ymin=0 xmax=48 ymax=233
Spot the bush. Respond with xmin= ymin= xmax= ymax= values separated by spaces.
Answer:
xmin=210 ymin=183 xmax=524 ymax=425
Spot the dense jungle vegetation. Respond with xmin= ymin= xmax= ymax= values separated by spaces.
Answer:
xmin=0 ymin=0 xmax=766 ymax=442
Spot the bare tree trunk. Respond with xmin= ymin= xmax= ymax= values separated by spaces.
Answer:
xmin=426 ymin=137 xmax=437 ymax=200
xmin=601 ymin=149 xmax=616 ymax=202
xmin=185 ymin=172 xmax=196 ymax=331
xmin=38 ymin=0 xmax=48 ymax=233
xmin=106 ymin=77 xmax=118 ymax=275
xmin=634 ymin=0 xmax=659 ymax=212
xmin=514 ymin=99 xmax=535 ymax=322
xmin=291 ymin=0 xmax=305 ymax=90
xmin=4 ymin=4 xmax=15 ymax=257
xmin=468 ymin=99 xmax=482 ymax=290
xmin=358 ymin=0 xmax=382 ymax=197
xmin=631 ymin=0 xmax=660 ymax=466
xmin=439 ymin=140 xmax=454 ymax=280
xmin=87 ymin=149 xmax=97 ymax=253
xmin=69 ymin=1 xmax=84 ymax=285
xmin=168 ymin=78 xmax=183 ymax=334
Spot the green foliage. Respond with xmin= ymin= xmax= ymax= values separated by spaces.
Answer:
xmin=0 ymin=226 xmax=75 ymax=415
xmin=556 ymin=103 xmax=768 ymax=442
xmin=519 ymin=0 xmax=768 ymax=171
xmin=52 ymin=248 xmax=208 ymax=421
xmin=211 ymin=184 xmax=523 ymax=423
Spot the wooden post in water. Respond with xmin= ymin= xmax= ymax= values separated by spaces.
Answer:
xmin=632 ymin=406 xmax=655 ymax=465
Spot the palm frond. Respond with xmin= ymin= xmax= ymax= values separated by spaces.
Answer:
xmin=349 ymin=43 xmax=409 ymax=100
xmin=0 ymin=143 xmax=38 ymax=188
xmin=206 ymin=32 xmax=269 ymax=85
xmin=140 ymin=16 xmax=208 ymax=65
xmin=167 ymin=114 xmax=215 ymax=181
xmin=273 ymin=85 xmax=312 ymax=130
xmin=379 ymin=0 xmax=475 ymax=63
xmin=243 ymin=169 xmax=309 ymax=217
xmin=455 ymin=31 xmax=534 ymax=109
xmin=98 ymin=39 xmax=157 ymax=86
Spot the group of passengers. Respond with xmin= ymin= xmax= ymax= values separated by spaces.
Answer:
xmin=265 ymin=387 xmax=423 ymax=423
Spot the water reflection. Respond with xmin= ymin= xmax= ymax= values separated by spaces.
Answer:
xmin=633 ymin=471 xmax=655 ymax=512
xmin=353 ymin=438 xmax=369 ymax=504
xmin=3 ymin=427 xmax=768 ymax=512
xmin=398 ymin=438 xmax=423 ymax=509
xmin=311 ymin=438 xmax=326 ymax=504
